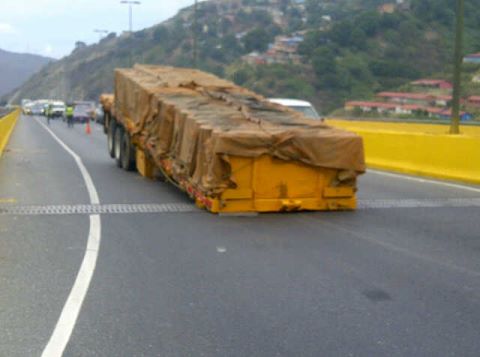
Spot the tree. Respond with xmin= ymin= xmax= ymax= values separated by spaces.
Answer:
xmin=243 ymin=28 xmax=271 ymax=53
xmin=232 ymin=68 xmax=252 ymax=85
xmin=329 ymin=21 xmax=355 ymax=47
xmin=221 ymin=34 xmax=243 ymax=56
xmin=305 ymin=0 xmax=324 ymax=27
xmin=75 ymin=41 xmax=87 ymax=50
xmin=153 ymin=26 xmax=170 ymax=43
xmin=312 ymin=47 xmax=336 ymax=77
xmin=356 ymin=11 xmax=381 ymax=37
xmin=351 ymin=28 xmax=367 ymax=50
xmin=279 ymin=0 xmax=290 ymax=13
xmin=312 ymin=47 xmax=340 ymax=88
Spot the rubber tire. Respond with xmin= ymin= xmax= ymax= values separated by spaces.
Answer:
xmin=103 ymin=112 xmax=109 ymax=134
xmin=114 ymin=125 xmax=124 ymax=167
xmin=121 ymin=131 xmax=136 ymax=171
xmin=107 ymin=119 xmax=117 ymax=158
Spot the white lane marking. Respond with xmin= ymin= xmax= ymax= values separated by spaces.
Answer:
xmin=216 ymin=246 xmax=227 ymax=253
xmin=35 ymin=119 xmax=99 ymax=204
xmin=368 ymin=169 xmax=480 ymax=194
xmin=35 ymin=118 xmax=101 ymax=357
xmin=42 ymin=215 xmax=101 ymax=356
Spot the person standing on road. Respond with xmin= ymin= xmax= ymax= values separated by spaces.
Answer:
xmin=46 ymin=104 xmax=52 ymax=125
xmin=66 ymin=104 xmax=74 ymax=128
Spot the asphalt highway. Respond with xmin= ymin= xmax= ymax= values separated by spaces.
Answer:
xmin=1 ymin=115 xmax=479 ymax=357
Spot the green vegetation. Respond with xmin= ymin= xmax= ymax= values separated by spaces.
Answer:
xmin=8 ymin=0 xmax=480 ymax=114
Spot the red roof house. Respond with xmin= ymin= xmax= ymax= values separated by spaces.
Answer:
xmin=411 ymin=79 xmax=453 ymax=90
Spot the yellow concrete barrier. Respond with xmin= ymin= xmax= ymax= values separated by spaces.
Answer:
xmin=0 ymin=109 xmax=20 ymax=157
xmin=327 ymin=119 xmax=480 ymax=136
xmin=327 ymin=119 xmax=480 ymax=184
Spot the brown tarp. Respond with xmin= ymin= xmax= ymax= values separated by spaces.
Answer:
xmin=99 ymin=94 xmax=115 ymax=115
xmin=114 ymin=65 xmax=365 ymax=195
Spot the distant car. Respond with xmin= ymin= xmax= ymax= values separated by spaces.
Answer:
xmin=268 ymin=98 xmax=322 ymax=121
xmin=50 ymin=102 xmax=66 ymax=118
xmin=23 ymin=104 xmax=33 ymax=115
xmin=73 ymin=105 xmax=92 ymax=123
xmin=31 ymin=104 xmax=45 ymax=116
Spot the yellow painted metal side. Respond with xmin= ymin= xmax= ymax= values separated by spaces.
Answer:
xmin=0 ymin=109 xmax=20 ymax=158
xmin=136 ymin=149 xmax=155 ymax=179
xmin=207 ymin=155 xmax=356 ymax=213
xmin=327 ymin=119 xmax=480 ymax=185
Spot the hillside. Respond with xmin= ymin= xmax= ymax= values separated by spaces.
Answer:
xmin=0 ymin=49 xmax=53 ymax=99
xmin=7 ymin=0 xmax=480 ymax=113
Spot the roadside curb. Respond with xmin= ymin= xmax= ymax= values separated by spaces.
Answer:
xmin=0 ymin=109 xmax=20 ymax=157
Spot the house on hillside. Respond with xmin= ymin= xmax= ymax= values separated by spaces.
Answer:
xmin=345 ymin=101 xmax=397 ymax=114
xmin=434 ymin=95 xmax=452 ymax=107
xmin=378 ymin=3 xmax=396 ymax=14
xmin=426 ymin=107 xmax=473 ymax=121
xmin=376 ymin=92 xmax=435 ymax=106
xmin=376 ymin=92 xmax=452 ymax=107
xmin=411 ymin=79 xmax=452 ymax=91
xmin=345 ymin=101 xmax=473 ymax=120
xmin=235 ymin=31 xmax=247 ymax=40
xmin=265 ymin=35 xmax=303 ymax=64
xmin=344 ymin=101 xmax=424 ymax=115
xmin=241 ymin=34 xmax=304 ymax=66
xmin=464 ymin=53 xmax=480 ymax=64
xmin=467 ymin=96 xmax=480 ymax=108
xmin=396 ymin=0 xmax=410 ymax=11
xmin=242 ymin=51 xmax=267 ymax=65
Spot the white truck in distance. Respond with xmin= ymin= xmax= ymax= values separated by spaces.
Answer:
xmin=268 ymin=98 xmax=322 ymax=121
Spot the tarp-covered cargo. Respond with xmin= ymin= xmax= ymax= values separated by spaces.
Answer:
xmin=109 ymin=65 xmax=365 ymax=211
xmin=99 ymin=93 xmax=115 ymax=114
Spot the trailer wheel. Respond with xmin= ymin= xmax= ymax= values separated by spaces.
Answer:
xmin=121 ymin=130 xmax=136 ymax=171
xmin=107 ymin=119 xmax=117 ymax=158
xmin=103 ymin=112 xmax=109 ymax=134
xmin=114 ymin=125 xmax=124 ymax=167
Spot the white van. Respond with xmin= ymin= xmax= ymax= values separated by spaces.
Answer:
xmin=268 ymin=98 xmax=322 ymax=121
xmin=51 ymin=101 xmax=66 ymax=118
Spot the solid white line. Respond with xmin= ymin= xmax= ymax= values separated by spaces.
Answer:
xmin=35 ymin=118 xmax=101 ymax=357
xmin=368 ymin=169 xmax=480 ymax=194
xmin=34 ymin=119 xmax=99 ymax=204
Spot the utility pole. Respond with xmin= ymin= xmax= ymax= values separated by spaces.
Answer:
xmin=193 ymin=0 xmax=198 ymax=68
xmin=94 ymin=29 xmax=109 ymax=42
xmin=450 ymin=0 xmax=464 ymax=134
xmin=120 ymin=1 xmax=141 ymax=67
xmin=120 ymin=0 xmax=141 ymax=33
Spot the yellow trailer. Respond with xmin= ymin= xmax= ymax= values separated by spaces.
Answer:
xmin=101 ymin=65 xmax=365 ymax=213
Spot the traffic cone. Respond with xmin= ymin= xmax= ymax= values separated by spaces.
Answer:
xmin=86 ymin=119 xmax=91 ymax=135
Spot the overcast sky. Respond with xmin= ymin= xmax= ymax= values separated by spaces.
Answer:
xmin=0 ymin=0 xmax=196 ymax=59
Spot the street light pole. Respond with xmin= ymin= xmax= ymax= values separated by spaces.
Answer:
xmin=193 ymin=0 xmax=198 ymax=68
xmin=120 ymin=1 xmax=141 ymax=33
xmin=120 ymin=1 xmax=141 ymax=67
xmin=450 ymin=0 xmax=464 ymax=135
xmin=94 ymin=29 xmax=109 ymax=42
